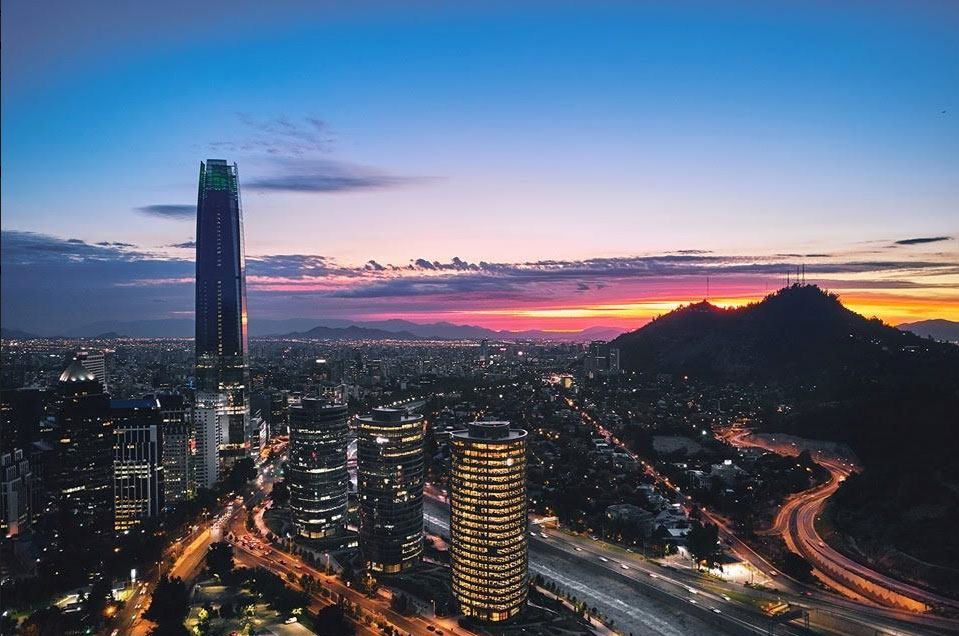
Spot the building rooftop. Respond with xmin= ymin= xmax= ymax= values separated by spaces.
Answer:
xmin=58 ymin=359 xmax=97 ymax=384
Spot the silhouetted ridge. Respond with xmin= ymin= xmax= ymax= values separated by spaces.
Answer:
xmin=613 ymin=285 xmax=930 ymax=380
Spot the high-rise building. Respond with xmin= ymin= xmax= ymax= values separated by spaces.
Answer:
xmin=154 ymin=394 xmax=191 ymax=503
xmin=450 ymin=421 xmax=528 ymax=622
xmin=76 ymin=350 xmax=108 ymax=391
xmin=584 ymin=341 xmax=621 ymax=378
xmin=1 ymin=449 xmax=33 ymax=538
xmin=288 ymin=398 xmax=349 ymax=540
xmin=193 ymin=392 xmax=225 ymax=490
xmin=111 ymin=399 xmax=164 ymax=532
xmin=357 ymin=408 xmax=425 ymax=573
xmin=55 ymin=359 xmax=112 ymax=518
xmin=194 ymin=159 xmax=252 ymax=459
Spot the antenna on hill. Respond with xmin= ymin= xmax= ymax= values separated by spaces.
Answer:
xmin=706 ymin=275 xmax=710 ymax=302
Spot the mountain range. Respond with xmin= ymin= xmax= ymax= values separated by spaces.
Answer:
xmin=896 ymin=318 xmax=959 ymax=342
xmin=1 ymin=319 xmax=625 ymax=342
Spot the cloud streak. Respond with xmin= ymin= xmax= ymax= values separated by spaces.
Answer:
xmin=893 ymin=236 xmax=952 ymax=246
xmin=136 ymin=204 xmax=195 ymax=219
xmin=246 ymin=158 xmax=430 ymax=194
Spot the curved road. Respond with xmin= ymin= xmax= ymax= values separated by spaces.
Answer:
xmin=727 ymin=430 xmax=959 ymax=614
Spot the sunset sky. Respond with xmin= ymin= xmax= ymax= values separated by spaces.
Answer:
xmin=2 ymin=1 xmax=957 ymax=334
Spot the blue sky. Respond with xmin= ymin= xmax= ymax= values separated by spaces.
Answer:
xmin=2 ymin=1 xmax=957 ymax=333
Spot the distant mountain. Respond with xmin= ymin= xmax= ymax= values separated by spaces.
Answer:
xmin=284 ymin=325 xmax=421 ymax=340
xmin=897 ymin=319 xmax=959 ymax=343
xmin=264 ymin=318 xmax=625 ymax=341
xmin=1 ymin=327 xmax=43 ymax=339
xmin=65 ymin=319 xmax=194 ymax=338
xmin=612 ymin=284 xmax=956 ymax=381
xmin=93 ymin=332 xmax=125 ymax=339
xmin=42 ymin=317 xmax=624 ymax=341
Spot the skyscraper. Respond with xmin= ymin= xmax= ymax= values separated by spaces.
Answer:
xmin=193 ymin=392 xmax=225 ymax=491
xmin=195 ymin=159 xmax=252 ymax=459
xmin=55 ymin=359 xmax=112 ymax=519
xmin=357 ymin=408 xmax=425 ymax=573
xmin=77 ymin=350 xmax=108 ymax=391
xmin=1 ymin=449 xmax=33 ymax=538
xmin=450 ymin=421 xmax=528 ymax=622
xmin=288 ymin=398 xmax=349 ymax=540
xmin=154 ymin=394 xmax=191 ymax=503
xmin=111 ymin=399 xmax=164 ymax=532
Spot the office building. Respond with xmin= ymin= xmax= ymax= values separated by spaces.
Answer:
xmin=193 ymin=392 xmax=225 ymax=490
xmin=55 ymin=358 xmax=113 ymax=516
xmin=357 ymin=408 xmax=425 ymax=573
xmin=195 ymin=159 xmax=252 ymax=459
xmin=77 ymin=350 xmax=108 ymax=391
xmin=155 ymin=394 xmax=191 ymax=503
xmin=111 ymin=399 xmax=164 ymax=532
xmin=1 ymin=450 xmax=33 ymax=537
xmin=584 ymin=341 xmax=621 ymax=377
xmin=288 ymin=398 xmax=349 ymax=540
xmin=450 ymin=421 xmax=528 ymax=622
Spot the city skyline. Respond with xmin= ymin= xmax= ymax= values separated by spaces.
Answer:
xmin=2 ymin=2 xmax=958 ymax=333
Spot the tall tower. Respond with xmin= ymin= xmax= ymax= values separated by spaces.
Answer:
xmin=55 ymin=359 xmax=112 ymax=521
xmin=195 ymin=159 xmax=252 ymax=460
xmin=111 ymin=399 xmax=164 ymax=532
xmin=288 ymin=399 xmax=349 ymax=540
xmin=450 ymin=421 xmax=528 ymax=622
xmin=357 ymin=408 xmax=425 ymax=573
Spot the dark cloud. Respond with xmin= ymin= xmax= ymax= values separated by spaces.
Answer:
xmin=576 ymin=282 xmax=591 ymax=291
xmin=893 ymin=236 xmax=952 ymax=246
xmin=168 ymin=241 xmax=197 ymax=249
xmin=97 ymin=241 xmax=136 ymax=248
xmin=135 ymin=204 xmax=195 ymax=219
xmin=246 ymin=159 xmax=426 ymax=194
xmin=210 ymin=114 xmax=335 ymax=156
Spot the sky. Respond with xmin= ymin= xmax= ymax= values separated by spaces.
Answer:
xmin=2 ymin=1 xmax=958 ymax=334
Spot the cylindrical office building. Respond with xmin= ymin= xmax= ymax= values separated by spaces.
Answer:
xmin=450 ymin=421 xmax=528 ymax=622
xmin=357 ymin=408 xmax=425 ymax=573
xmin=288 ymin=399 xmax=349 ymax=540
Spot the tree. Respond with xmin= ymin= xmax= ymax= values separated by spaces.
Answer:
xmin=144 ymin=576 xmax=190 ymax=628
xmin=686 ymin=522 xmax=722 ymax=570
xmin=206 ymin=541 xmax=235 ymax=578
xmin=315 ymin=603 xmax=356 ymax=636
xmin=82 ymin=575 xmax=113 ymax=627
xmin=226 ymin=457 xmax=257 ymax=491
xmin=271 ymin=479 xmax=291 ymax=507
xmin=780 ymin=552 xmax=814 ymax=583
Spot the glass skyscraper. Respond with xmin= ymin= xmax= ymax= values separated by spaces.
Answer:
xmin=195 ymin=159 xmax=252 ymax=458
xmin=357 ymin=408 xmax=425 ymax=573
xmin=450 ymin=421 xmax=529 ymax=622
xmin=288 ymin=398 xmax=349 ymax=540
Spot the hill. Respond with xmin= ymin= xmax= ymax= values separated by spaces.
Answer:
xmin=897 ymin=319 xmax=959 ymax=343
xmin=0 ymin=327 xmax=42 ymax=339
xmin=612 ymin=284 xmax=954 ymax=383
xmin=615 ymin=285 xmax=959 ymax=576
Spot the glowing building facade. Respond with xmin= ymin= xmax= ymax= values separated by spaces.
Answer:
xmin=357 ymin=408 xmax=425 ymax=573
xmin=289 ymin=399 xmax=349 ymax=540
xmin=195 ymin=159 xmax=252 ymax=459
xmin=450 ymin=421 xmax=528 ymax=622
xmin=111 ymin=399 xmax=164 ymax=532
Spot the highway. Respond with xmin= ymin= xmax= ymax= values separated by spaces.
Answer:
xmin=727 ymin=429 xmax=959 ymax=615
xmin=563 ymin=398 xmax=959 ymax=635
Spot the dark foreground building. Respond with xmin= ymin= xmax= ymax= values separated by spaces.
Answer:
xmin=450 ymin=421 xmax=529 ymax=622
xmin=357 ymin=408 xmax=425 ymax=573
xmin=288 ymin=399 xmax=349 ymax=540
xmin=195 ymin=159 xmax=252 ymax=457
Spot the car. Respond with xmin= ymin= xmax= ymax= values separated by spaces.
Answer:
xmin=574 ymin=547 xmax=583 ymax=551
xmin=648 ymin=572 xmax=658 ymax=579
xmin=768 ymin=571 xmax=778 ymax=577
xmin=625 ymin=548 xmax=633 ymax=552
xmin=689 ymin=599 xmax=697 ymax=604
xmin=818 ymin=542 xmax=825 ymax=548
xmin=427 ymin=627 xmax=435 ymax=632
xmin=529 ymin=531 xmax=536 ymax=537
xmin=620 ymin=564 xmax=629 ymax=570
xmin=712 ymin=608 xmax=722 ymax=614
xmin=721 ymin=594 xmax=730 ymax=601
xmin=590 ymin=536 xmax=599 ymax=541
xmin=283 ymin=617 xmax=298 ymax=624
xmin=540 ymin=532 xmax=548 ymax=538
xmin=599 ymin=557 xmax=609 ymax=562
